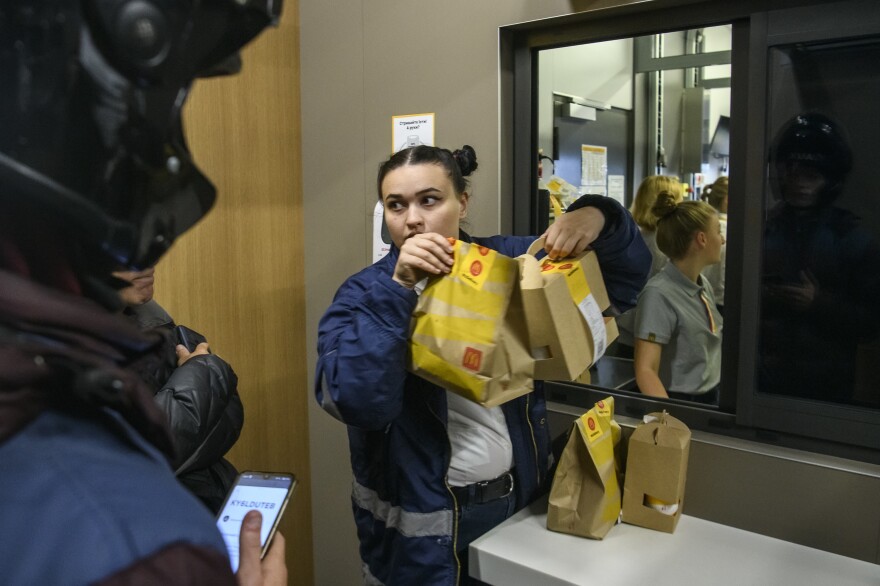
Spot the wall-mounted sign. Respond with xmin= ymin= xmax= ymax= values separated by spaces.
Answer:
xmin=392 ymin=113 xmax=435 ymax=154
xmin=581 ymin=144 xmax=608 ymax=191
xmin=607 ymin=175 xmax=626 ymax=206
xmin=374 ymin=113 xmax=437 ymax=264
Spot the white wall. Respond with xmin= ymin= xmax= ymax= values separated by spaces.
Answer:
xmin=538 ymin=38 xmax=634 ymax=159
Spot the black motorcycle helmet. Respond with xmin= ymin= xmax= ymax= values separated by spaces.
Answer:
xmin=768 ymin=112 xmax=853 ymax=206
xmin=0 ymin=0 xmax=281 ymax=271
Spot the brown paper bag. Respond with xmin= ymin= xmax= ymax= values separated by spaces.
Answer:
xmin=519 ymin=249 xmax=590 ymax=381
xmin=621 ymin=411 xmax=691 ymax=533
xmin=409 ymin=239 xmax=534 ymax=407
xmin=519 ymin=239 xmax=618 ymax=381
xmin=547 ymin=397 xmax=622 ymax=539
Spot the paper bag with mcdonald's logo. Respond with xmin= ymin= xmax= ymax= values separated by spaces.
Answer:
xmin=547 ymin=396 xmax=622 ymax=539
xmin=518 ymin=239 xmax=590 ymax=382
xmin=408 ymin=239 xmax=533 ymax=407
xmin=528 ymin=243 xmax=618 ymax=383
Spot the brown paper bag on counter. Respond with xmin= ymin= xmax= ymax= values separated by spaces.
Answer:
xmin=621 ymin=411 xmax=691 ymax=533
xmin=547 ymin=397 xmax=622 ymax=539
xmin=518 ymin=239 xmax=618 ymax=381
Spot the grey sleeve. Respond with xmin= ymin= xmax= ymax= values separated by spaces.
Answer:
xmin=634 ymin=286 xmax=676 ymax=345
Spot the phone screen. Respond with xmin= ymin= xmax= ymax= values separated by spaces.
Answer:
xmin=216 ymin=471 xmax=296 ymax=573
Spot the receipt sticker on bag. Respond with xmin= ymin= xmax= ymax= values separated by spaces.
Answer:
xmin=409 ymin=240 xmax=533 ymax=407
xmin=540 ymin=256 xmax=609 ymax=360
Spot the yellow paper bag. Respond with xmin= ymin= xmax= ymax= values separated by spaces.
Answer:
xmin=408 ymin=240 xmax=533 ymax=407
xmin=547 ymin=396 xmax=622 ymax=539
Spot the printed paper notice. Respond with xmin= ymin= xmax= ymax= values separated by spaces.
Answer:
xmin=392 ymin=113 xmax=435 ymax=154
xmin=580 ymin=144 xmax=607 ymax=187
xmin=607 ymin=175 xmax=625 ymax=206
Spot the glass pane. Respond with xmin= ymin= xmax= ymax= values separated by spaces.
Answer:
xmin=536 ymin=25 xmax=731 ymax=407
xmin=657 ymin=25 xmax=731 ymax=59
xmin=758 ymin=37 xmax=880 ymax=409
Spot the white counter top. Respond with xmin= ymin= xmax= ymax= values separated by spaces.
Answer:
xmin=469 ymin=500 xmax=880 ymax=585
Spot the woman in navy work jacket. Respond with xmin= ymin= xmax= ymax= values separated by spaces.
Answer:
xmin=315 ymin=144 xmax=650 ymax=585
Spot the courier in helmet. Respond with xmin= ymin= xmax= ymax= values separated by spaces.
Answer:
xmin=0 ymin=2 xmax=284 ymax=583
xmin=760 ymin=113 xmax=880 ymax=405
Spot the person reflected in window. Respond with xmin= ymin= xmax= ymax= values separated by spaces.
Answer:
xmin=613 ymin=176 xmax=687 ymax=357
xmin=630 ymin=175 xmax=686 ymax=278
xmin=633 ymin=193 xmax=725 ymax=404
xmin=760 ymin=113 xmax=880 ymax=405
xmin=701 ymin=176 xmax=728 ymax=313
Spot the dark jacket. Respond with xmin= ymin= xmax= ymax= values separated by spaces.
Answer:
xmin=760 ymin=203 xmax=880 ymax=403
xmin=315 ymin=195 xmax=650 ymax=585
xmin=0 ymin=269 xmax=235 ymax=585
xmin=124 ymin=301 xmax=243 ymax=513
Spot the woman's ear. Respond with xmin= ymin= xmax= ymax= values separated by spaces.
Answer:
xmin=695 ymin=230 xmax=708 ymax=248
xmin=459 ymin=192 xmax=469 ymax=219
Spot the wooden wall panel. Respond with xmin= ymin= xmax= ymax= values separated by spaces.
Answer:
xmin=153 ymin=4 xmax=312 ymax=584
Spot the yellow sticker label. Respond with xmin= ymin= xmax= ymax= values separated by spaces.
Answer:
xmin=457 ymin=243 xmax=496 ymax=289
xmin=581 ymin=411 xmax=603 ymax=443
xmin=539 ymin=258 xmax=591 ymax=303
xmin=594 ymin=397 xmax=612 ymax=419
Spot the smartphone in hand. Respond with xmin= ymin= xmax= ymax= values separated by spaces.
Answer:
xmin=174 ymin=325 xmax=209 ymax=353
xmin=215 ymin=471 xmax=296 ymax=572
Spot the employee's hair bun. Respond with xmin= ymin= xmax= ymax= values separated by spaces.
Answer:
xmin=452 ymin=145 xmax=479 ymax=177
xmin=652 ymin=191 xmax=679 ymax=220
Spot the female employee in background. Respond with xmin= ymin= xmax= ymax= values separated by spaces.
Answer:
xmin=315 ymin=144 xmax=650 ymax=585
xmin=629 ymin=175 xmax=686 ymax=277
xmin=633 ymin=192 xmax=724 ymax=404
xmin=613 ymin=175 xmax=685 ymax=356
xmin=701 ymin=176 xmax=729 ymax=312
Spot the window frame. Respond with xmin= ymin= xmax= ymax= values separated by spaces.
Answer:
xmin=503 ymin=0 xmax=880 ymax=464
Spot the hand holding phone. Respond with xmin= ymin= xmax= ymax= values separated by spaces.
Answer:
xmin=236 ymin=510 xmax=288 ymax=586
xmin=216 ymin=471 xmax=296 ymax=573
xmin=175 ymin=325 xmax=209 ymax=353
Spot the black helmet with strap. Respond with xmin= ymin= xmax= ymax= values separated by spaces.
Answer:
xmin=0 ymin=0 xmax=282 ymax=271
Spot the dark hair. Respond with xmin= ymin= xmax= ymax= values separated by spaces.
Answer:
xmin=376 ymin=145 xmax=478 ymax=200
xmin=652 ymin=192 xmax=717 ymax=260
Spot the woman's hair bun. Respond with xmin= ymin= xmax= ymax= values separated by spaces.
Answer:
xmin=452 ymin=145 xmax=479 ymax=177
xmin=652 ymin=191 xmax=679 ymax=220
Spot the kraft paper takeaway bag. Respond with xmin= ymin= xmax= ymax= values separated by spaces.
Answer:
xmin=518 ymin=240 xmax=592 ymax=381
xmin=621 ymin=411 xmax=691 ymax=533
xmin=536 ymin=245 xmax=619 ymax=377
xmin=408 ymin=239 xmax=534 ymax=407
xmin=547 ymin=396 xmax=622 ymax=539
